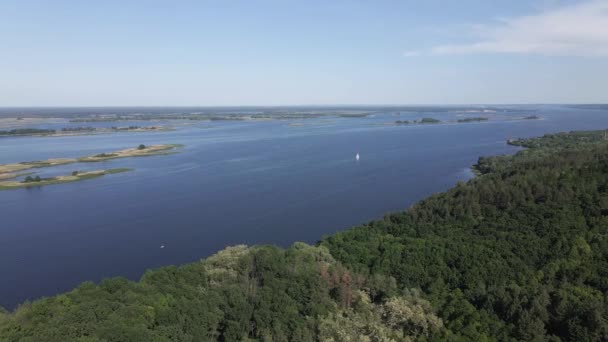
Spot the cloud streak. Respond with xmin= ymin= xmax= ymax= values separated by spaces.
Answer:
xmin=408 ymin=0 xmax=608 ymax=57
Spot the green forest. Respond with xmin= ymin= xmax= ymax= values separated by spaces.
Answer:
xmin=2 ymin=129 xmax=608 ymax=341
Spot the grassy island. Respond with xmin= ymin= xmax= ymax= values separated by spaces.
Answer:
xmin=0 ymin=168 xmax=131 ymax=190
xmin=0 ymin=144 xmax=182 ymax=178
xmin=77 ymin=144 xmax=182 ymax=162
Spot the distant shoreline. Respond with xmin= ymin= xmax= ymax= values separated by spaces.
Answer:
xmin=0 ymin=125 xmax=173 ymax=138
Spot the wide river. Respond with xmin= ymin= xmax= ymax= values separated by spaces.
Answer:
xmin=1 ymin=105 xmax=607 ymax=309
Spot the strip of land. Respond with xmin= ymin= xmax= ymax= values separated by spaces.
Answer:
xmin=77 ymin=144 xmax=182 ymax=162
xmin=0 ymin=144 xmax=182 ymax=176
xmin=0 ymin=168 xmax=132 ymax=190
xmin=0 ymin=172 xmax=34 ymax=181
xmin=0 ymin=158 xmax=74 ymax=175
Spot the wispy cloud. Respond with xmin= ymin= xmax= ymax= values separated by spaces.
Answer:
xmin=406 ymin=0 xmax=608 ymax=57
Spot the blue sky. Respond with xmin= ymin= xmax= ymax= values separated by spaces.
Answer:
xmin=1 ymin=0 xmax=607 ymax=106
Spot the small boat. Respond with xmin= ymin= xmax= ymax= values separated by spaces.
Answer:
xmin=160 ymin=245 xmax=165 ymax=249
xmin=356 ymin=153 xmax=360 ymax=161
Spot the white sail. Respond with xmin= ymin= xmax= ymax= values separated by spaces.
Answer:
xmin=356 ymin=153 xmax=360 ymax=161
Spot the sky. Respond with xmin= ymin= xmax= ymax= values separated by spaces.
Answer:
xmin=0 ymin=0 xmax=607 ymax=106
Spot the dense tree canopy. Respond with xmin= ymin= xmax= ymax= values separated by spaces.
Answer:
xmin=2 ymin=129 xmax=608 ymax=341
xmin=324 ymin=129 xmax=608 ymax=341
xmin=0 ymin=244 xmax=443 ymax=341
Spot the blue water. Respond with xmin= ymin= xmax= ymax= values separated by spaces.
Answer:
xmin=1 ymin=105 xmax=607 ymax=309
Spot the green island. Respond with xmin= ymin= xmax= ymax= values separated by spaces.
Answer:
xmin=2 ymin=130 xmax=608 ymax=340
xmin=0 ymin=168 xmax=132 ymax=191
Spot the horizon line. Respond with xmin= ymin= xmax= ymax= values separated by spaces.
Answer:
xmin=0 ymin=103 xmax=606 ymax=108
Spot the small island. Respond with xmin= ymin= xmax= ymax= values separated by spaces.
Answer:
xmin=77 ymin=144 xmax=182 ymax=162
xmin=457 ymin=117 xmax=489 ymax=123
xmin=395 ymin=117 xmax=442 ymax=125
xmin=0 ymin=144 xmax=182 ymax=180
xmin=0 ymin=168 xmax=132 ymax=191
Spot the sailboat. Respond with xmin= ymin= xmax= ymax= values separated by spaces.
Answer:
xmin=356 ymin=153 xmax=360 ymax=161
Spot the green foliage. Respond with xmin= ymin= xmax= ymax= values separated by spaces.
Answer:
xmin=419 ymin=117 xmax=441 ymax=124
xmin=0 ymin=244 xmax=441 ymax=341
xmin=22 ymin=175 xmax=42 ymax=183
xmin=138 ymin=144 xmax=146 ymax=150
xmin=509 ymin=129 xmax=608 ymax=149
xmin=323 ymin=130 xmax=608 ymax=341
xmin=93 ymin=153 xmax=117 ymax=158
xmin=0 ymin=128 xmax=55 ymax=136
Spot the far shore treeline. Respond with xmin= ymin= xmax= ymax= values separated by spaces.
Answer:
xmin=1 ymin=129 xmax=608 ymax=341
